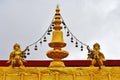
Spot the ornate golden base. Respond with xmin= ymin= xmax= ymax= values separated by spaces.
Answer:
xmin=46 ymin=49 xmax=68 ymax=67
xmin=46 ymin=49 xmax=68 ymax=59
xmin=49 ymin=60 xmax=65 ymax=67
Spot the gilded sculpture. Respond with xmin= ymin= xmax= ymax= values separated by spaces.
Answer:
xmin=7 ymin=43 xmax=28 ymax=68
xmin=87 ymin=43 xmax=105 ymax=68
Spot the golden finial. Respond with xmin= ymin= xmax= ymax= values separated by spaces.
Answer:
xmin=56 ymin=5 xmax=60 ymax=12
xmin=53 ymin=5 xmax=62 ymax=31
xmin=46 ymin=6 xmax=69 ymax=67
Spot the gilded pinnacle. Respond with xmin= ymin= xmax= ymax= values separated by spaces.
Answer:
xmin=46 ymin=6 xmax=69 ymax=67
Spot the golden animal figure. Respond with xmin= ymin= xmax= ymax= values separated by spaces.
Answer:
xmin=87 ymin=43 xmax=105 ymax=68
xmin=7 ymin=43 xmax=28 ymax=68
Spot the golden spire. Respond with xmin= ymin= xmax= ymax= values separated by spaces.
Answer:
xmin=46 ymin=6 xmax=69 ymax=67
xmin=50 ymin=5 xmax=64 ymax=43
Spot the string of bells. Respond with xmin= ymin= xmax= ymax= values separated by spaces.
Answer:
xmin=61 ymin=15 xmax=87 ymax=51
xmin=25 ymin=15 xmax=88 ymax=58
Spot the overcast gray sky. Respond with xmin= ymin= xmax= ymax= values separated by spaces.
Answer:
xmin=0 ymin=0 xmax=120 ymax=60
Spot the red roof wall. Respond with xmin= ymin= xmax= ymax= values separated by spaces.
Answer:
xmin=0 ymin=60 xmax=120 ymax=67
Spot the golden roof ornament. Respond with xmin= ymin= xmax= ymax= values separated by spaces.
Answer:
xmin=7 ymin=43 xmax=28 ymax=68
xmin=87 ymin=43 xmax=105 ymax=69
xmin=46 ymin=5 xmax=69 ymax=67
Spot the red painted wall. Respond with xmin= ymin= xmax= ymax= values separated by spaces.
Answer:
xmin=0 ymin=60 xmax=120 ymax=67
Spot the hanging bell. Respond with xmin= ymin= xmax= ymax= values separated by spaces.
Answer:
xmin=48 ymin=29 xmax=52 ymax=32
xmin=27 ymin=48 xmax=30 ymax=51
xmin=81 ymin=45 xmax=83 ymax=48
xmin=75 ymin=41 xmax=78 ymax=44
xmin=48 ymin=30 xmax=50 ymax=32
xmin=71 ymin=37 xmax=74 ymax=43
xmin=81 ymin=48 xmax=83 ymax=51
xmin=50 ymin=26 xmax=52 ymax=30
xmin=81 ymin=45 xmax=83 ymax=51
xmin=67 ymin=31 xmax=70 ymax=36
xmin=34 ymin=45 xmax=38 ymax=50
xmin=47 ymin=32 xmax=50 ymax=35
xmin=71 ymin=40 xmax=73 ymax=43
xmin=75 ymin=41 xmax=78 ymax=47
xmin=27 ymin=47 xmax=30 ymax=55
xmin=75 ymin=44 xmax=78 ymax=47
xmin=24 ymin=56 xmax=27 ymax=58
xmin=67 ymin=33 xmax=70 ymax=36
xmin=43 ymin=37 xmax=47 ymax=42
xmin=27 ymin=52 xmax=30 ymax=55
xmin=52 ymin=24 xmax=54 ymax=26
xmin=52 ymin=22 xmax=54 ymax=26
xmin=64 ymin=25 xmax=67 ymax=29
xmin=40 ymin=41 xmax=42 ymax=44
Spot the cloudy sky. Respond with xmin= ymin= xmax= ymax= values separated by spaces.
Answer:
xmin=0 ymin=0 xmax=120 ymax=60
